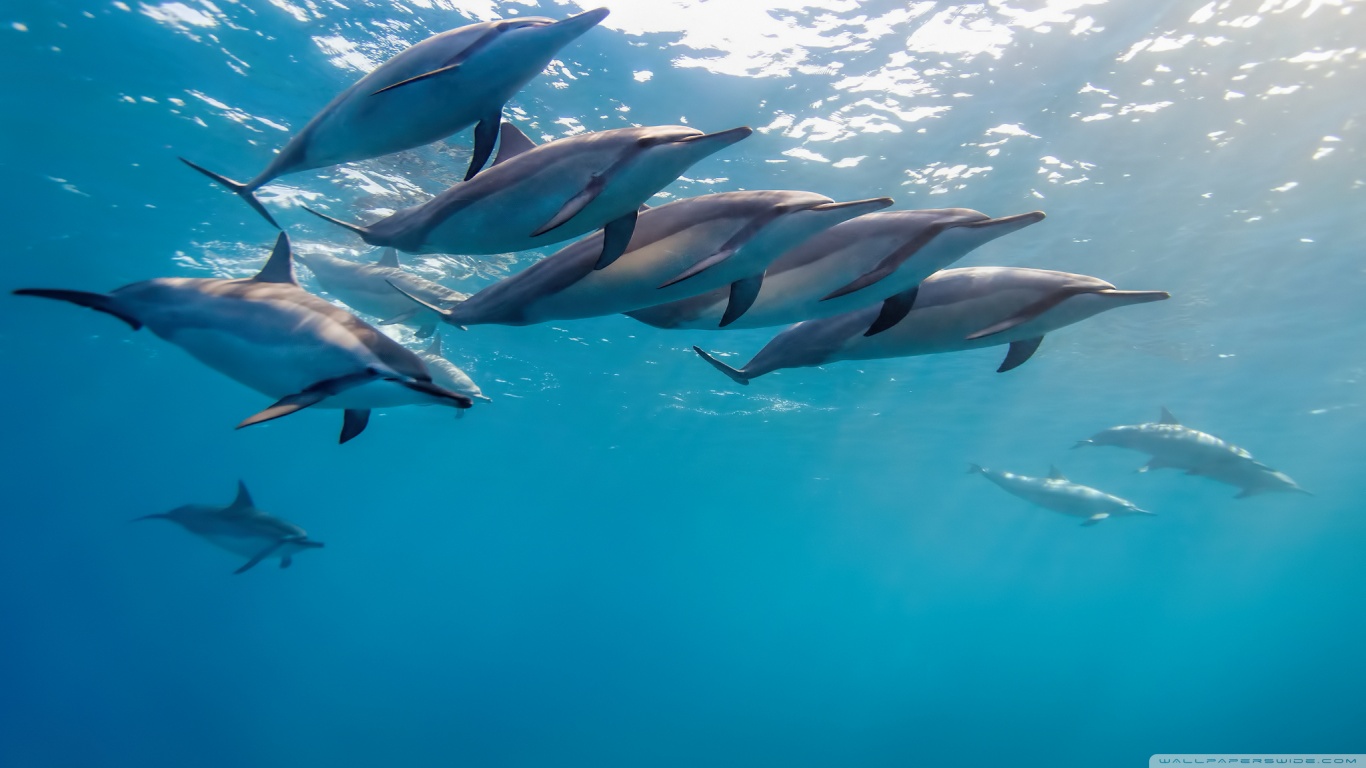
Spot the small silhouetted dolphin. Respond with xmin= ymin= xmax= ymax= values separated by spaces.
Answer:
xmin=416 ymin=333 xmax=490 ymax=406
xmin=1075 ymin=407 xmax=1311 ymax=499
xmin=180 ymin=8 xmax=610 ymax=226
xmin=692 ymin=267 xmax=1169 ymax=383
xmin=14 ymin=233 xmax=472 ymax=443
xmin=969 ymin=464 xmax=1154 ymax=526
xmin=306 ymin=122 xmax=752 ymax=270
xmin=296 ymin=246 xmax=467 ymax=338
xmin=135 ymin=481 xmax=323 ymax=574
xmin=629 ymin=208 xmax=1045 ymax=330
xmin=393 ymin=190 xmax=893 ymax=328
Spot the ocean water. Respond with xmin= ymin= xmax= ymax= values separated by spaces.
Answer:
xmin=1 ymin=0 xmax=1363 ymax=766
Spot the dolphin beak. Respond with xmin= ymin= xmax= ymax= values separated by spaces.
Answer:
xmin=550 ymin=7 xmax=610 ymax=39
xmin=807 ymin=197 xmax=895 ymax=215
xmin=960 ymin=210 xmax=1046 ymax=234
xmin=679 ymin=126 xmax=753 ymax=148
xmin=1096 ymin=289 xmax=1171 ymax=305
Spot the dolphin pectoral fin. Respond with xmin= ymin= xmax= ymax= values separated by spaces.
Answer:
xmin=302 ymin=206 xmax=374 ymax=243
xmin=378 ymin=309 xmax=420 ymax=326
xmin=340 ymin=409 xmax=371 ymax=444
xmin=825 ymin=229 xmax=942 ymax=301
xmin=719 ymin=274 xmax=763 ymax=327
xmin=399 ymin=379 xmax=474 ymax=409
xmin=863 ymin=286 xmax=920 ymax=337
xmin=179 ymin=157 xmax=279 ymax=229
xmin=236 ymin=370 xmax=380 ymax=430
xmin=1234 ymin=488 xmax=1260 ymax=500
xmin=965 ymin=289 xmax=1088 ymax=340
xmin=997 ymin=336 xmax=1044 ymax=373
xmin=370 ymin=63 xmax=462 ymax=96
xmin=658 ymin=248 xmax=736 ymax=289
xmin=492 ymin=121 xmax=537 ymax=166
xmin=415 ymin=324 xmax=436 ymax=339
xmin=465 ymin=109 xmax=502 ymax=181
xmin=234 ymin=541 xmax=286 ymax=575
xmin=387 ymin=281 xmax=454 ymax=320
xmin=280 ymin=555 xmax=293 ymax=569
xmin=1081 ymin=513 xmax=1110 ymax=527
xmin=1139 ymin=457 xmax=1174 ymax=472
xmin=253 ymin=232 xmax=297 ymax=284
xmin=596 ymin=210 xmax=637 ymax=269
xmin=532 ymin=175 xmax=607 ymax=238
xmin=692 ymin=346 xmax=750 ymax=386
xmin=12 ymin=289 xmax=143 ymax=331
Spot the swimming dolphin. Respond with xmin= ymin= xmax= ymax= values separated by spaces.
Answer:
xmin=306 ymin=122 xmax=753 ymax=270
xmin=968 ymin=464 xmax=1154 ymax=526
xmin=135 ymin=481 xmax=323 ymax=573
xmin=393 ymin=191 xmax=894 ymax=328
xmin=180 ymin=8 xmax=610 ymax=227
xmin=295 ymin=247 xmax=467 ymax=338
xmin=416 ymin=333 xmax=490 ymax=405
xmin=1075 ymin=407 xmax=1310 ymax=498
xmin=14 ymin=233 xmax=472 ymax=443
xmin=692 ymin=267 xmax=1169 ymax=383
xmin=628 ymin=208 xmax=1045 ymax=330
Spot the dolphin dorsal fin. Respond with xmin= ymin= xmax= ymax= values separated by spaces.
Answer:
xmin=1159 ymin=406 xmax=1180 ymax=425
xmin=424 ymin=332 xmax=443 ymax=357
xmin=1048 ymin=465 xmax=1067 ymax=481
xmin=253 ymin=233 xmax=296 ymax=284
xmin=377 ymin=247 xmax=400 ymax=268
xmin=492 ymin=122 xmax=537 ymax=167
xmin=230 ymin=480 xmax=255 ymax=511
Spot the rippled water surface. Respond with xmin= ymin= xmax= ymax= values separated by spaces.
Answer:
xmin=1 ymin=1 xmax=1363 ymax=766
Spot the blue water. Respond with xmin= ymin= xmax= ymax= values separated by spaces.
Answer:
xmin=2 ymin=1 xmax=1363 ymax=766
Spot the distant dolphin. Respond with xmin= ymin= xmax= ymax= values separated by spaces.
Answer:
xmin=1075 ymin=407 xmax=1310 ymax=498
xmin=416 ymin=333 xmax=490 ymax=405
xmin=14 ymin=233 xmax=472 ymax=443
xmin=629 ymin=208 xmax=1045 ymax=331
xmin=136 ymin=481 xmax=323 ymax=573
xmin=692 ymin=267 xmax=1170 ymax=383
xmin=393 ymin=191 xmax=894 ymax=328
xmin=295 ymin=247 xmax=467 ymax=338
xmin=968 ymin=464 xmax=1154 ymax=526
xmin=180 ymin=8 xmax=610 ymax=226
xmin=306 ymin=122 xmax=752 ymax=270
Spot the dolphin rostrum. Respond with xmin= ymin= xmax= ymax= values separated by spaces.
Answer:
xmin=692 ymin=267 xmax=1170 ymax=383
xmin=393 ymin=190 xmax=894 ymax=328
xmin=416 ymin=332 xmax=491 ymax=405
xmin=1075 ymin=407 xmax=1310 ymax=499
xmin=629 ymin=208 xmax=1045 ymax=331
xmin=180 ymin=8 xmax=610 ymax=227
xmin=14 ymin=233 xmax=472 ymax=443
xmin=968 ymin=464 xmax=1154 ymax=526
xmin=305 ymin=122 xmax=753 ymax=270
xmin=295 ymin=246 xmax=468 ymax=338
xmin=135 ymin=481 xmax=324 ymax=573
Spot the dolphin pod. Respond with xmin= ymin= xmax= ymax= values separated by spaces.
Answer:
xmin=968 ymin=464 xmax=1154 ymax=526
xmin=136 ymin=481 xmax=323 ymax=573
xmin=691 ymin=267 xmax=1170 ymax=384
xmin=1076 ymin=407 xmax=1310 ymax=498
xmin=14 ymin=233 xmax=472 ymax=444
xmin=180 ymin=8 xmax=610 ymax=227
xmin=306 ymin=121 xmax=753 ymax=270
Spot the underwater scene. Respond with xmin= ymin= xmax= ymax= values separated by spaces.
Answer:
xmin=1 ymin=0 xmax=1363 ymax=765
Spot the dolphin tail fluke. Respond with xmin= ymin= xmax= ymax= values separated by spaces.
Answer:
xmin=302 ymin=206 xmax=375 ymax=243
xmin=180 ymin=157 xmax=279 ymax=229
xmin=1081 ymin=513 xmax=1110 ymax=526
xmin=13 ymin=288 xmax=143 ymax=331
xmin=692 ymin=346 xmax=749 ymax=386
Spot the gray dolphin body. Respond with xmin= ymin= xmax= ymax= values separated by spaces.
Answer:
xmin=307 ymin=122 xmax=753 ymax=270
xmin=401 ymin=190 xmax=894 ymax=328
xmin=181 ymin=8 xmax=610 ymax=226
xmin=969 ymin=464 xmax=1153 ymax=526
xmin=693 ymin=267 xmax=1170 ymax=383
xmin=628 ymin=207 xmax=1045 ymax=331
xmin=136 ymin=481 xmax=323 ymax=573
xmin=416 ymin=333 xmax=490 ymax=404
xmin=14 ymin=234 xmax=472 ymax=443
xmin=1075 ymin=407 xmax=1310 ymax=498
xmin=296 ymin=247 xmax=468 ymax=338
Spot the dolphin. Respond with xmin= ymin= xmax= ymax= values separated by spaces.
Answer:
xmin=135 ymin=481 xmax=323 ymax=573
xmin=180 ymin=8 xmax=611 ymax=227
xmin=968 ymin=464 xmax=1154 ymax=526
xmin=394 ymin=190 xmax=894 ymax=328
xmin=692 ymin=267 xmax=1170 ymax=383
xmin=416 ymin=332 xmax=490 ymax=405
xmin=628 ymin=208 xmax=1045 ymax=331
xmin=14 ymin=233 xmax=472 ymax=443
xmin=295 ymin=247 xmax=468 ymax=338
xmin=1075 ymin=407 xmax=1311 ymax=499
xmin=306 ymin=122 xmax=753 ymax=270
